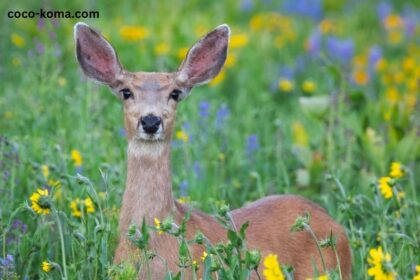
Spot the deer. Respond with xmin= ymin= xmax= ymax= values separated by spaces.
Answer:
xmin=74 ymin=22 xmax=352 ymax=279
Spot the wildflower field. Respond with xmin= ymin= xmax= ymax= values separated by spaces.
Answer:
xmin=0 ymin=0 xmax=419 ymax=279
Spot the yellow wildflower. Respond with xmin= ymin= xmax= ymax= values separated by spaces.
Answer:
xmin=209 ymin=70 xmax=226 ymax=87
xmin=201 ymin=251 xmax=208 ymax=262
xmin=367 ymin=246 xmax=395 ymax=280
xmin=70 ymin=198 xmax=82 ymax=217
xmin=378 ymin=177 xmax=393 ymax=199
xmin=381 ymin=73 xmax=393 ymax=85
xmin=119 ymin=25 xmax=149 ymax=41
xmin=383 ymin=14 xmax=404 ymax=30
xmin=405 ymin=93 xmax=417 ymax=112
xmin=70 ymin=149 xmax=83 ymax=167
xmin=230 ymin=34 xmax=249 ymax=49
xmin=375 ymin=58 xmax=387 ymax=72
xmin=70 ymin=197 xmax=95 ymax=218
xmin=177 ymin=196 xmax=191 ymax=204
xmin=386 ymin=87 xmax=399 ymax=104
xmin=154 ymin=217 xmax=163 ymax=235
xmin=98 ymin=192 xmax=107 ymax=200
xmin=58 ymin=77 xmax=67 ymax=87
xmin=218 ymin=153 xmax=225 ymax=161
xmin=302 ymin=80 xmax=316 ymax=93
xmin=278 ymin=78 xmax=294 ymax=92
xmin=154 ymin=43 xmax=170 ymax=56
xmin=389 ymin=162 xmax=404 ymax=178
xmin=175 ymin=130 xmax=189 ymax=143
xmin=12 ymin=57 xmax=21 ymax=66
xmin=41 ymin=165 xmax=49 ymax=179
xmin=225 ymin=53 xmax=237 ymax=68
xmin=393 ymin=71 xmax=404 ymax=84
xmin=352 ymin=55 xmax=367 ymax=68
xmin=352 ymin=70 xmax=369 ymax=85
xmin=41 ymin=261 xmax=53 ymax=272
xmin=11 ymin=33 xmax=25 ymax=48
xmin=383 ymin=112 xmax=392 ymax=121
xmin=263 ymin=254 xmax=285 ymax=280
xmin=192 ymin=260 xmax=199 ymax=270
xmin=319 ymin=19 xmax=335 ymax=34
xmin=306 ymin=275 xmax=329 ymax=280
xmin=388 ymin=31 xmax=403 ymax=45
xmin=413 ymin=265 xmax=420 ymax=280
xmin=85 ymin=197 xmax=95 ymax=213
xmin=177 ymin=47 xmax=189 ymax=61
xmin=402 ymin=57 xmax=415 ymax=73
xmin=406 ymin=78 xmax=418 ymax=93
xmin=397 ymin=191 xmax=405 ymax=200
xmin=249 ymin=13 xmax=264 ymax=31
xmin=30 ymin=188 xmax=51 ymax=215
xmin=48 ymin=179 xmax=61 ymax=188
xmin=292 ymin=121 xmax=308 ymax=147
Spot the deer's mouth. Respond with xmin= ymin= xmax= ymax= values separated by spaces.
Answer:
xmin=136 ymin=126 xmax=164 ymax=142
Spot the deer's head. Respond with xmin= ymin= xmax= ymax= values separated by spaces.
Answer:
xmin=74 ymin=22 xmax=229 ymax=145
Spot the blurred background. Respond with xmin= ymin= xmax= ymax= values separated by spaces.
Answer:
xmin=0 ymin=0 xmax=419 ymax=279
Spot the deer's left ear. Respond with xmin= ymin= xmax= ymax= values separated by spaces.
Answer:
xmin=176 ymin=24 xmax=230 ymax=88
xmin=74 ymin=22 xmax=123 ymax=87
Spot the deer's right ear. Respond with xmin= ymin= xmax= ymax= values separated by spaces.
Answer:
xmin=74 ymin=22 xmax=122 ymax=86
xmin=176 ymin=24 xmax=230 ymax=88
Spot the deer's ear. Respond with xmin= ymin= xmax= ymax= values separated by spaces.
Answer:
xmin=176 ymin=24 xmax=230 ymax=88
xmin=74 ymin=22 xmax=122 ymax=86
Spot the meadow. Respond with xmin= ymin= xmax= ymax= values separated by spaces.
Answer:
xmin=0 ymin=0 xmax=419 ymax=279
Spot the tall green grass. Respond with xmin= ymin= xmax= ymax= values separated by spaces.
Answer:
xmin=0 ymin=0 xmax=419 ymax=279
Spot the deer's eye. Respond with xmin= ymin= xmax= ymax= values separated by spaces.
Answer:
xmin=169 ymin=89 xmax=182 ymax=101
xmin=120 ymin=88 xmax=133 ymax=100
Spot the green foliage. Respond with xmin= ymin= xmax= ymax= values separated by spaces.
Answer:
xmin=0 ymin=0 xmax=419 ymax=279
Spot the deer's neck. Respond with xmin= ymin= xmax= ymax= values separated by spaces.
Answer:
xmin=119 ymin=141 xmax=174 ymax=233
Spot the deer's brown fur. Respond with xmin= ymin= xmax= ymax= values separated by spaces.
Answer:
xmin=74 ymin=22 xmax=352 ymax=279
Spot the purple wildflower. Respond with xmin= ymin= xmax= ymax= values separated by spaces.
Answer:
xmin=279 ymin=66 xmax=294 ymax=79
xmin=0 ymin=254 xmax=14 ymax=267
xmin=11 ymin=219 xmax=27 ymax=234
xmin=283 ymin=0 xmax=323 ymax=21
xmin=240 ymin=0 xmax=254 ymax=12
xmin=193 ymin=161 xmax=202 ymax=179
xmin=246 ymin=134 xmax=260 ymax=158
xmin=326 ymin=37 xmax=354 ymax=64
xmin=306 ymin=31 xmax=322 ymax=56
xmin=368 ymin=45 xmax=382 ymax=73
xmin=76 ymin=166 xmax=83 ymax=174
xmin=37 ymin=19 xmax=44 ymax=30
xmin=49 ymin=31 xmax=56 ymax=40
xmin=119 ymin=128 xmax=127 ymax=137
xmin=51 ymin=18 xmax=59 ymax=28
xmin=198 ymin=101 xmax=211 ymax=119
xmin=401 ymin=10 xmax=418 ymax=38
xmin=179 ymin=180 xmax=188 ymax=196
xmin=215 ymin=104 xmax=230 ymax=129
xmin=36 ymin=41 xmax=45 ymax=55
xmin=377 ymin=2 xmax=392 ymax=21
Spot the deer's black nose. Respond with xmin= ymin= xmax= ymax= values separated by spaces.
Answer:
xmin=140 ymin=115 xmax=162 ymax=134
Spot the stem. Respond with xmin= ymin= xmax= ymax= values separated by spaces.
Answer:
xmin=2 ymin=227 xmax=7 ymax=279
xmin=143 ymin=250 xmax=152 ymax=280
xmin=304 ymin=224 xmax=327 ymax=273
xmin=255 ymin=269 xmax=262 ymax=280
xmin=332 ymin=245 xmax=343 ymax=280
xmin=227 ymin=213 xmax=243 ymax=274
xmin=54 ymin=209 xmax=68 ymax=280
xmin=56 ymin=264 xmax=65 ymax=279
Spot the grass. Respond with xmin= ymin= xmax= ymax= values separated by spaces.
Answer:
xmin=0 ymin=0 xmax=419 ymax=279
